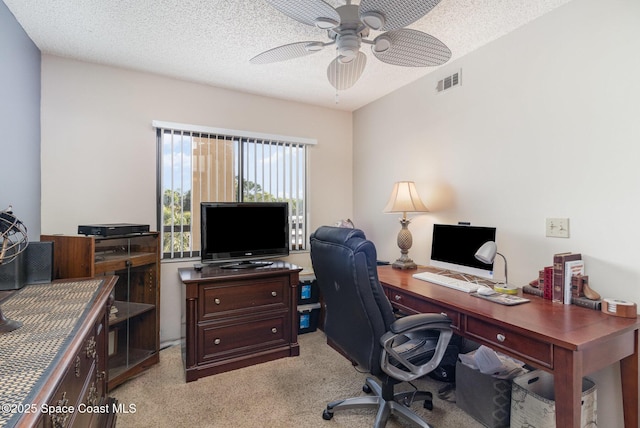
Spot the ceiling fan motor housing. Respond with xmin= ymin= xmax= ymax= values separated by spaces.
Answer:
xmin=337 ymin=33 xmax=360 ymax=59
xmin=331 ymin=5 xmax=369 ymax=61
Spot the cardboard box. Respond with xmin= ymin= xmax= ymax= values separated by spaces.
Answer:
xmin=297 ymin=302 xmax=321 ymax=334
xmin=456 ymin=360 xmax=512 ymax=428
xmin=510 ymin=370 xmax=597 ymax=428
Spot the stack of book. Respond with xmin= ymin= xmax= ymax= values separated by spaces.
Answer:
xmin=523 ymin=252 xmax=601 ymax=310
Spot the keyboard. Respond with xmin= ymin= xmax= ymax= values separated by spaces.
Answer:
xmin=412 ymin=271 xmax=481 ymax=293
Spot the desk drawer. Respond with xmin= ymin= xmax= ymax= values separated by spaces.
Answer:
xmin=387 ymin=289 xmax=460 ymax=329
xmin=199 ymin=277 xmax=288 ymax=321
xmin=465 ymin=317 xmax=553 ymax=368
xmin=198 ymin=313 xmax=288 ymax=362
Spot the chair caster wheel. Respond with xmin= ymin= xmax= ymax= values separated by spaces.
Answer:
xmin=362 ymin=384 xmax=372 ymax=394
xmin=424 ymin=400 xmax=433 ymax=411
xmin=322 ymin=409 xmax=334 ymax=420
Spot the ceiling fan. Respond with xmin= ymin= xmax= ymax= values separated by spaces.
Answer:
xmin=250 ymin=0 xmax=452 ymax=90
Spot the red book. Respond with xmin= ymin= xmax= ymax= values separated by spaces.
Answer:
xmin=552 ymin=253 xmax=582 ymax=303
xmin=543 ymin=266 xmax=553 ymax=300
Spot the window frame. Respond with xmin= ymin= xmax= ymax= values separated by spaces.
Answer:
xmin=153 ymin=120 xmax=315 ymax=260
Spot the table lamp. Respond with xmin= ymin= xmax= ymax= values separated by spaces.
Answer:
xmin=474 ymin=241 xmax=509 ymax=288
xmin=383 ymin=181 xmax=428 ymax=270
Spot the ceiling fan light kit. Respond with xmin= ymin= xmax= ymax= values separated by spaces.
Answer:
xmin=360 ymin=12 xmax=385 ymax=31
xmin=315 ymin=17 xmax=339 ymax=29
xmin=251 ymin=0 xmax=452 ymax=90
xmin=373 ymin=35 xmax=391 ymax=53
xmin=304 ymin=42 xmax=325 ymax=52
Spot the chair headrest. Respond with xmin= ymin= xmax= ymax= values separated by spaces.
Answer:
xmin=311 ymin=225 xmax=366 ymax=246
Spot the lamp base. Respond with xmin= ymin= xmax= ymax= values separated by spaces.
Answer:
xmin=392 ymin=258 xmax=417 ymax=270
xmin=393 ymin=217 xmax=418 ymax=270
xmin=0 ymin=308 xmax=22 ymax=333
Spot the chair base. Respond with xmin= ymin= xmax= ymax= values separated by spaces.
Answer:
xmin=323 ymin=377 xmax=433 ymax=428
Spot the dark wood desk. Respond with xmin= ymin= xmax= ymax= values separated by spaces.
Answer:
xmin=378 ymin=266 xmax=639 ymax=428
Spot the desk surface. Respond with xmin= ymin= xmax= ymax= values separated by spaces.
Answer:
xmin=378 ymin=266 xmax=639 ymax=351
xmin=377 ymin=265 xmax=639 ymax=428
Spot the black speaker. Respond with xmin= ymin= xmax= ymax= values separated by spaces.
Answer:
xmin=0 ymin=241 xmax=53 ymax=290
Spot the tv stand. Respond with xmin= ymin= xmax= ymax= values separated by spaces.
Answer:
xmin=221 ymin=260 xmax=274 ymax=269
xmin=178 ymin=261 xmax=301 ymax=381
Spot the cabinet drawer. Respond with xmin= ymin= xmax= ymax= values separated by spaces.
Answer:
xmin=47 ymin=333 xmax=101 ymax=427
xmin=387 ymin=289 xmax=460 ymax=329
xmin=465 ymin=317 xmax=553 ymax=368
xmin=198 ymin=313 xmax=288 ymax=362
xmin=199 ymin=277 xmax=288 ymax=320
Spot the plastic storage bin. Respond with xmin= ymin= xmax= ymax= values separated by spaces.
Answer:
xmin=298 ymin=274 xmax=319 ymax=304
xmin=297 ymin=302 xmax=321 ymax=334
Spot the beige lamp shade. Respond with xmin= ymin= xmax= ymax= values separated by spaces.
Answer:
xmin=384 ymin=181 xmax=427 ymax=270
xmin=383 ymin=181 xmax=429 ymax=214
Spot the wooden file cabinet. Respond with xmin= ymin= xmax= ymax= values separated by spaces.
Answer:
xmin=178 ymin=262 xmax=301 ymax=382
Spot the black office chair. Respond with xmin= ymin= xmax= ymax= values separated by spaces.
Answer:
xmin=310 ymin=226 xmax=454 ymax=428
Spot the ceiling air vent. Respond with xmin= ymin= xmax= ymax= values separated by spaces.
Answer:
xmin=436 ymin=70 xmax=461 ymax=93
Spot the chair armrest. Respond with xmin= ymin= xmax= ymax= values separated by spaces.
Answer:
xmin=380 ymin=314 xmax=453 ymax=382
xmin=389 ymin=313 xmax=451 ymax=334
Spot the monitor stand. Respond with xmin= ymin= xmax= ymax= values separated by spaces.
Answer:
xmin=220 ymin=260 xmax=274 ymax=269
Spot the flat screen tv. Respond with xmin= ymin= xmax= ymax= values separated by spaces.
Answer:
xmin=429 ymin=223 xmax=497 ymax=279
xmin=200 ymin=202 xmax=289 ymax=268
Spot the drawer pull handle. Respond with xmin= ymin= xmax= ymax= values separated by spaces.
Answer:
xmin=497 ymin=334 xmax=506 ymax=342
xmin=214 ymin=338 xmax=221 ymax=345
xmin=86 ymin=336 xmax=97 ymax=360
xmin=271 ymin=328 xmax=278 ymax=334
xmin=271 ymin=291 xmax=277 ymax=297
xmin=214 ymin=298 xmax=221 ymax=305
xmin=51 ymin=392 xmax=70 ymax=428
xmin=87 ymin=382 xmax=98 ymax=406
xmin=75 ymin=356 xmax=81 ymax=378
xmin=394 ymin=295 xmax=401 ymax=301
xmin=440 ymin=312 xmax=447 ymax=317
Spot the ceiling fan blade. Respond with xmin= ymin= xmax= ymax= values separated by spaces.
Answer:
xmin=327 ymin=52 xmax=367 ymax=90
xmin=250 ymin=41 xmax=325 ymax=64
xmin=372 ymin=29 xmax=451 ymax=67
xmin=264 ymin=0 xmax=340 ymax=27
xmin=359 ymin=0 xmax=442 ymax=31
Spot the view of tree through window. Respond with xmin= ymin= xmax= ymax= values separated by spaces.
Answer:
xmin=156 ymin=125 xmax=309 ymax=259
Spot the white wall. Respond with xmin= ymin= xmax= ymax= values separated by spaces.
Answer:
xmin=40 ymin=56 xmax=353 ymax=343
xmin=353 ymin=0 xmax=639 ymax=426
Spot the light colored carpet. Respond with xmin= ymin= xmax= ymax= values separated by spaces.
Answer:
xmin=111 ymin=331 xmax=484 ymax=427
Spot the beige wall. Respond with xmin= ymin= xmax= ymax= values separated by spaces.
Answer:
xmin=40 ymin=56 xmax=353 ymax=342
xmin=353 ymin=0 xmax=639 ymax=426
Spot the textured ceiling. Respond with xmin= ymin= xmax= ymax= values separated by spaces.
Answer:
xmin=4 ymin=0 xmax=573 ymax=111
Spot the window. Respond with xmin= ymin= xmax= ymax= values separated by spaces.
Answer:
xmin=154 ymin=121 xmax=314 ymax=260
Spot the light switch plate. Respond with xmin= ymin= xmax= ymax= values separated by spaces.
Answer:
xmin=546 ymin=218 xmax=569 ymax=238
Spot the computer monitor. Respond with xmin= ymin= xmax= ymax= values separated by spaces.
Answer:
xmin=429 ymin=223 xmax=497 ymax=279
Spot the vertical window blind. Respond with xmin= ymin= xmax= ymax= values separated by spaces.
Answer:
xmin=154 ymin=121 xmax=313 ymax=260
